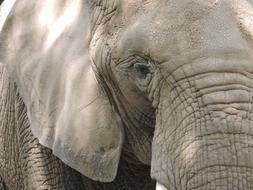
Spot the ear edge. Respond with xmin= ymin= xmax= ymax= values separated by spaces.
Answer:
xmin=30 ymin=109 xmax=124 ymax=182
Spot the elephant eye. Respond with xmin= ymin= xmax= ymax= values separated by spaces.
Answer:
xmin=134 ymin=62 xmax=151 ymax=79
xmin=117 ymin=56 xmax=154 ymax=87
xmin=133 ymin=60 xmax=153 ymax=87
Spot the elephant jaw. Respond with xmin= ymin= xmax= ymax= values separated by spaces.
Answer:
xmin=156 ymin=182 xmax=168 ymax=190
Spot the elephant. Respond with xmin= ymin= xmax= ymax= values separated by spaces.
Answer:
xmin=1 ymin=0 xmax=253 ymax=189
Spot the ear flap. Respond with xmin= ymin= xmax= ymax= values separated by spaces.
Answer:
xmin=0 ymin=0 xmax=123 ymax=182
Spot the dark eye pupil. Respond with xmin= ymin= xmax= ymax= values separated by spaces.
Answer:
xmin=134 ymin=63 xmax=150 ymax=75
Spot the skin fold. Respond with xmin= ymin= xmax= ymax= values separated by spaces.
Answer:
xmin=1 ymin=0 xmax=253 ymax=190
xmin=0 ymin=63 xmax=155 ymax=189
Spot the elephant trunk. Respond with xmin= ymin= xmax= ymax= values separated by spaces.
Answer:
xmin=151 ymin=58 xmax=253 ymax=190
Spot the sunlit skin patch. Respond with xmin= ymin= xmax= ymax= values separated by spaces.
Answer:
xmin=235 ymin=0 xmax=253 ymax=37
xmin=0 ymin=0 xmax=16 ymax=31
xmin=38 ymin=0 xmax=82 ymax=50
xmin=38 ymin=0 xmax=56 ymax=29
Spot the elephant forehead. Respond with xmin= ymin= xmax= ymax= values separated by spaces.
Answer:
xmin=115 ymin=0 xmax=253 ymax=62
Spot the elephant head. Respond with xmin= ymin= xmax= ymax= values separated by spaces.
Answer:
xmin=1 ymin=0 xmax=253 ymax=189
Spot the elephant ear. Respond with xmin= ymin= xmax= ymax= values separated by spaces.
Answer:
xmin=0 ymin=0 xmax=123 ymax=182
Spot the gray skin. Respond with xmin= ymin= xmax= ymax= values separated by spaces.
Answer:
xmin=0 ymin=62 xmax=154 ymax=189
xmin=1 ymin=0 xmax=253 ymax=190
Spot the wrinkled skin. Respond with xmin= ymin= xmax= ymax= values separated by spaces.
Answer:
xmin=1 ymin=0 xmax=253 ymax=190
xmin=0 ymin=64 xmax=154 ymax=189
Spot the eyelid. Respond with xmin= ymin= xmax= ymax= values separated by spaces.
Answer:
xmin=117 ymin=55 xmax=148 ymax=70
